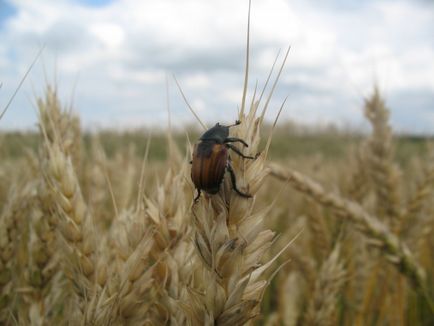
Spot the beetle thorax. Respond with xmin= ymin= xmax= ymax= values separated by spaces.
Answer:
xmin=199 ymin=123 xmax=229 ymax=144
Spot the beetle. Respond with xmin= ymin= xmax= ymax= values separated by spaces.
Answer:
xmin=191 ymin=120 xmax=258 ymax=202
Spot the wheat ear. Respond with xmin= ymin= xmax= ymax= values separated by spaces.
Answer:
xmin=38 ymin=87 xmax=109 ymax=323
xmin=362 ymin=87 xmax=401 ymax=232
xmin=269 ymin=163 xmax=432 ymax=311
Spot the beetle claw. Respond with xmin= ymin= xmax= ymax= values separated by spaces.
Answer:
xmin=193 ymin=189 xmax=201 ymax=203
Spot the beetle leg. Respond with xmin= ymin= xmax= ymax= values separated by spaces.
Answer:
xmin=226 ymin=143 xmax=257 ymax=160
xmin=224 ymin=137 xmax=249 ymax=147
xmin=194 ymin=189 xmax=201 ymax=202
xmin=227 ymin=163 xmax=252 ymax=198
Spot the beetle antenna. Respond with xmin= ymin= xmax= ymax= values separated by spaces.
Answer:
xmin=226 ymin=120 xmax=242 ymax=128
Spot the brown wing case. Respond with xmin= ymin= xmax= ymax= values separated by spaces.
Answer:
xmin=191 ymin=143 xmax=228 ymax=194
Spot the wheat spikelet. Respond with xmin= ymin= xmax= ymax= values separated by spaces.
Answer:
xmin=280 ymin=216 xmax=316 ymax=293
xmin=142 ymin=142 xmax=195 ymax=324
xmin=402 ymin=153 xmax=434 ymax=254
xmin=20 ymin=180 xmax=64 ymax=325
xmin=305 ymin=244 xmax=346 ymax=326
xmin=405 ymin=165 xmax=434 ymax=221
xmin=0 ymin=185 xmax=31 ymax=323
xmin=347 ymin=231 xmax=372 ymax=326
xmin=82 ymin=136 xmax=116 ymax=230
xmin=38 ymin=86 xmax=81 ymax=168
xmin=278 ymin=271 xmax=306 ymax=326
xmin=2 ymin=144 xmax=64 ymax=325
xmin=111 ymin=170 xmax=191 ymax=324
xmin=345 ymin=147 xmax=371 ymax=202
xmin=306 ymin=202 xmax=331 ymax=263
xmin=114 ymin=144 xmax=138 ymax=210
xmin=105 ymin=208 xmax=155 ymax=324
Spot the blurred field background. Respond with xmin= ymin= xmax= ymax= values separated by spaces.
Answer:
xmin=1 ymin=124 xmax=430 ymax=163
xmin=1 ymin=84 xmax=434 ymax=325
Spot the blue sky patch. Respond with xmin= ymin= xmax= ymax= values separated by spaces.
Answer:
xmin=0 ymin=0 xmax=17 ymax=28
xmin=72 ymin=0 xmax=114 ymax=8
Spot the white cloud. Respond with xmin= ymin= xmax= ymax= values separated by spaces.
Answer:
xmin=0 ymin=0 xmax=433 ymax=133
xmin=90 ymin=23 xmax=125 ymax=49
xmin=181 ymin=73 xmax=211 ymax=90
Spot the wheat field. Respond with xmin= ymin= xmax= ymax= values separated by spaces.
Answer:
xmin=1 ymin=74 xmax=434 ymax=325
xmin=1 ymin=24 xmax=434 ymax=324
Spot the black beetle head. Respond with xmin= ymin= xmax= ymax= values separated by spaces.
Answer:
xmin=199 ymin=120 xmax=241 ymax=143
xmin=199 ymin=123 xmax=229 ymax=143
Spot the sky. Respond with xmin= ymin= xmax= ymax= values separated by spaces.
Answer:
xmin=0 ymin=0 xmax=433 ymax=133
